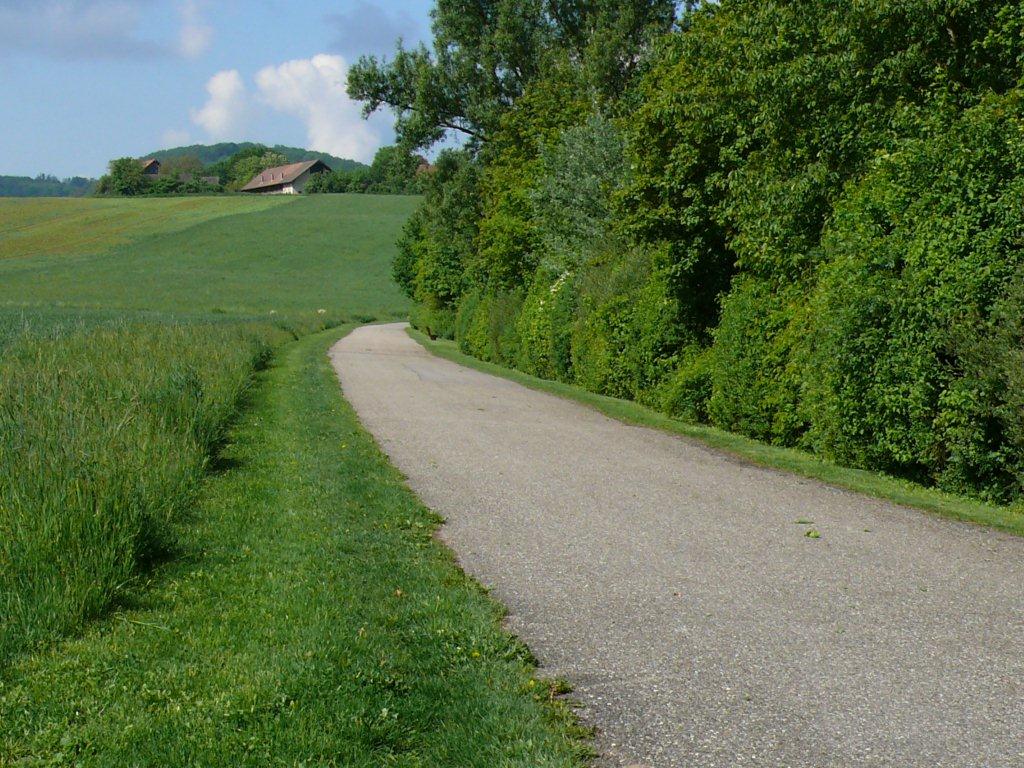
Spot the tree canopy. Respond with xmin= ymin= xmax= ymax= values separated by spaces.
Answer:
xmin=347 ymin=0 xmax=677 ymax=149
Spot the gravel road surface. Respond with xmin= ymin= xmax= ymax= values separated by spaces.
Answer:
xmin=331 ymin=323 xmax=1024 ymax=768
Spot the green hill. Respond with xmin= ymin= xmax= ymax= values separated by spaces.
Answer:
xmin=144 ymin=143 xmax=367 ymax=172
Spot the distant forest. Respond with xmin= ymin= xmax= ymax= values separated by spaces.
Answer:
xmin=145 ymin=143 xmax=367 ymax=173
xmin=0 ymin=175 xmax=95 ymax=197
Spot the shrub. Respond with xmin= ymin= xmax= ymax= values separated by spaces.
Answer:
xmin=952 ymin=271 xmax=1024 ymax=499
xmin=515 ymin=271 xmax=576 ymax=380
xmin=570 ymin=245 xmax=683 ymax=403
xmin=804 ymin=92 xmax=1024 ymax=496
xmin=660 ymin=346 xmax=713 ymax=423
xmin=454 ymin=289 xmax=522 ymax=364
xmin=708 ymin=278 xmax=808 ymax=444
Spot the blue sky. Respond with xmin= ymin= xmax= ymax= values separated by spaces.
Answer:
xmin=0 ymin=1 xmax=436 ymax=177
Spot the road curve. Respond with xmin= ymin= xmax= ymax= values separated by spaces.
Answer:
xmin=331 ymin=323 xmax=1024 ymax=768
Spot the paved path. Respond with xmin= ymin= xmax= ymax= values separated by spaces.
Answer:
xmin=331 ymin=323 xmax=1024 ymax=768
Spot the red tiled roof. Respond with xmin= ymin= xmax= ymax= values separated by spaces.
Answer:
xmin=241 ymin=160 xmax=330 ymax=191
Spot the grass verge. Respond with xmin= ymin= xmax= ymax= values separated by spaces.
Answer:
xmin=0 ymin=321 xmax=297 ymax=664
xmin=409 ymin=329 xmax=1024 ymax=538
xmin=0 ymin=327 xmax=590 ymax=766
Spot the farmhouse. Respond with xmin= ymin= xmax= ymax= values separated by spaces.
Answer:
xmin=241 ymin=160 xmax=331 ymax=195
xmin=140 ymin=159 xmax=161 ymax=175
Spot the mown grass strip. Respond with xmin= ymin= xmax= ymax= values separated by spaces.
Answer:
xmin=409 ymin=329 xmax=1024 ymax=538
xmin=0 ymin=327 xmax=590 ymax=766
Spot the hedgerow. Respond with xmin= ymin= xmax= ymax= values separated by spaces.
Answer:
xmin=362 ymin=0 xmax=1024 ymax=503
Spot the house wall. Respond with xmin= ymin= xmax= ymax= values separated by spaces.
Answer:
xmin=259 ymin=172 xmax=306 ymax=195
xmin=248 ymin=169 xmax=326 ymax=194
xmin=289 ymin=170 xmax=313 ymax=194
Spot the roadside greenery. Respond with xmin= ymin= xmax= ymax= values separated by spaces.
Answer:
xmin=412 ymin=329 xmax=1024 ymax=538
xmin=0 ymin=195 xmax=412 ymax=666
xmin=0 ymin=328 xmax=590 ymax=766
xmin=1 ymin=179 xmax=588 ymax=761
xmin=360 ymin=0 xmax=1024 ymax=504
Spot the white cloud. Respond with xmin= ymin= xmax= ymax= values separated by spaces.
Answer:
xmin=177 ymin=0 xmax=211 ymax=58
xmin=161 ymin=127 xmax=191 ymax=147
xmin=254 ymin=54 xmax=384 ymax=164
xmin=190 ymin=69 xmax=251 ymax=140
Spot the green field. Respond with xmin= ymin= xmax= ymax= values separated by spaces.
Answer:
xmin=0 ymin=195 xmax=415 ymax=318
xmin=0 ymin=196 xmax=587 ymax=765
xmin=0 ymin=197 xmax=291 ymax=261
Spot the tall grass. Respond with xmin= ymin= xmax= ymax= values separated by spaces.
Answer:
xmin=0 ymin=321 xmax=293 ymax=663
xmin=0 ymin=194 xmax=411 ymax=666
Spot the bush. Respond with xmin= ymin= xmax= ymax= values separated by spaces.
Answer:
xmin=454 ymin=289 xmax=522 ymax=364
xmin=953 ymin=271 xmax=1024 ymax=499
xmin=515 ymin=271 xmax=576 ymax=380
xmin=708 ymin=277 xmax=808 ymax=444
xmin=570 ymin=245 xmax=682 ymax=403
xmin=660 ymin=346 xmax=713 ymax=423
xmin=803 ymin=92 xmax=1024 ymax=496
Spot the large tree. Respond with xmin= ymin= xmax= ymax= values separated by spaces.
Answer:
xmin=97 ymin=158 xmax=148 ymax=196
xmin=347 ymin=0 xmax=676 ymax=149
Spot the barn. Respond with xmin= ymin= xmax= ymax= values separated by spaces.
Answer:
xmin=241 ymin=160 xmax=331 ymax=195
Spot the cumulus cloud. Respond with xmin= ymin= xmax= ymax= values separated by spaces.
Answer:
xmin=188 ymin=55 xmax=389 ymax=162
xmin=326 ymin=1 xmax=420 ymax=59
xmin=0 ymin=0 xmax=160 ymax=60
xmin=190 ymin=69 xmax=251 ymax=140
xmin=177 ymin=0 xmax=211 ymax=58
xmin=254 ymin=54 xmax=384 ymax=163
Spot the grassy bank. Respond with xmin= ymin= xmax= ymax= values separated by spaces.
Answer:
xmin=0 ymin=321 xmax=300 ymax=663
xmin=410 ymin=329 xmax=1024 ymax=538
xmin=0 ymin=327 xmax=589 ymax=766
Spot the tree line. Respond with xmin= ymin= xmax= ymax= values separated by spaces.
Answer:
xmin=96 ymin=144 xmax=425 ymax=197
xmin=0 ymin=174 xmax=95 ymax=197
xmin=352 ymin=0 xmax=1024 ymax=503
